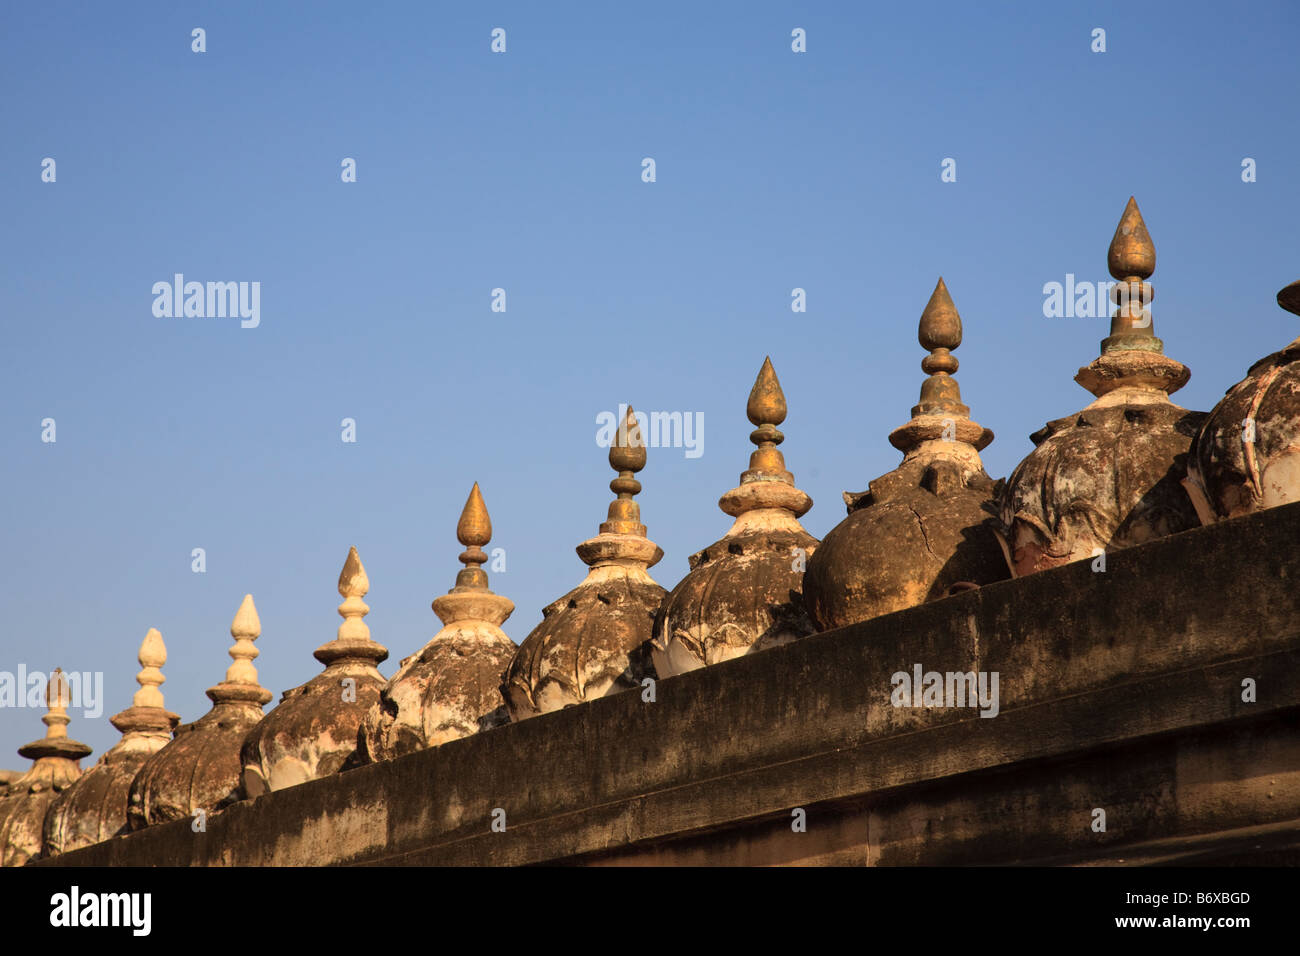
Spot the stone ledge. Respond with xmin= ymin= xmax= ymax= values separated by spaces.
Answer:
xmin=39 ymin=502 xmax=1300 ymax=866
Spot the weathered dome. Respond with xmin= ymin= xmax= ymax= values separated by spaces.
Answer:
xmin=240 ymin=547 xmax=388 ymax=794
xmin=363 ymin=484 xmax=516 ymax=760
xmin=0 ymin=670 xmax=92 ymax=866
xmin=1000 ymin=197 xmax=1206 ymax=575
xmin=43 ymin=632 xmax=178 ymax=856
xmin=652 ymin=358 xmax=818 ymax=676
xmin=1184 ymin=281 xmax=1300 ymax=522
xmin=804 ymin=279 xmax=1008 ymax=630
xmin=129 ymin=594 xmax=272 ymax=829
xmin=503 ymin=407 xmax=666 ymax=719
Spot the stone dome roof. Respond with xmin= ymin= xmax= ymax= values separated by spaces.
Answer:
xmin=503 ymin=407 xmax=666 ymax=719
xmin=652 ymin=359 xmax=818 ymax=676
xmin=1184 ymin=281 xmax=1300 ymax=523
xmin=999 ymin=198 xmax=1206 ymax=575
xmin=129 ymin=595 xmax=272 ymax=829
xmin=43 ymin=632 xmax=178 ymax=857
xmin=363 ymin=484 xmax=515 ymax=760
xmin=804 ymin=279 xmax=1008 ymax=631
xmin=0 ymin=670 xmax=92 ymax=867
xmin=240 ymin=547 xmax=388 ymax=795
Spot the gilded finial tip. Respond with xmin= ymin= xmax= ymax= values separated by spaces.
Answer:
xmin=746 ymin=356 xmax=787 ymax=427
xmin=919 ymin=277 xmax=962 ymax=353
xmin=338 ymin=546 xmax=369 ymax=599
xmin=610 ymin=405 xmax=647 ymax=473
xmin=457 ymin=482 xmax=492 ymax=548
xmin=1108 ymin=196 xmax=1155 ymax=280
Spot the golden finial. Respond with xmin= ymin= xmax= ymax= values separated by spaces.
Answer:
xmin=890 ymin=278 xmax=992 ymax=453
xmin=455 ymin=483 xmax=493 ymax=589
xmin=1108 ymin=196 xmax=1155 ymax=281
xmin=919 ymin=277 xmax=961 ymax=374
xmin=336 ymin=547 xmax=371 ymax=643
xmin=1101 ymin=196 xmax=1159 ymax=353
xmin=742 ymin=357 xmax=791 ymax=482
xmin=226 ymin=594 xmax=263 ymax=686
xmin=601 ymin=405 xmax=648 ymax=537
xmin=747 ymin=357 xmax=788 ymax=428
xmin=133 ymin=628 xmax=167 ymax=709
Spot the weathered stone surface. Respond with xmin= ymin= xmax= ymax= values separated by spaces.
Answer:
xmin=505 ymin=408 xmax=665 ymax=718
xmin=129 ymin=595 xmax=272 ymax=828
xmin=241 ymin=548 xmax=388 ymax=794
xmin=0 ymin=670 xmax=92 ymax=867
xmin=38 ymin=501 xmax=1300 ymax=868
xmin=43 ymin=632 xmax=177 ymax=856
xmin=805 ymin=279 xmax=1009 ymax=630
xmin=654 ymin=359 xmax=818 ymax=675
xmin=1185 ymin=282 xmax=1300 ymax=522
xmin=1002 ymin=401 xmax=1205 ymax=573
xmin=364 ymin=485 xmax=515 ymax=759
xmin=1000 ymin=197 xmax=1205 ymax=575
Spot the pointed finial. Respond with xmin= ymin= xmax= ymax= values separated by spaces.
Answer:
xmin=890 ymin=278 xmax=992 ymax=453
xmin=455 ymin=483 xmax=493 ymax=590
xmin=720 ymin=357 xmax=812 ymax=521
xmin=313 ymin=546 xmax=388 ymax=667
xmin=919 ymin=277 xmax=962 ymax=374
xmin=336 ymin=547 xmax=371 ymax=642
xmin=1108 ymin=197 xmax=1155 ymax=280
xmin=601 ymin=405 xmax=649 ymax=537
xmin=208 ymin=594 xmax=273 ymax=706
xmin=1076 ymin=197 xmax=1188 ymax=397
xmin=1101 ymin=197 xmax=1159 ymax=353
xmin=742 ymin=357 xmax=792 ymax=482
xmin=747 ymin=357 xmax=788 ymax=428
xmin=132 ymin=628 xmax=167 ymax=709
xmin=227 ymin=594 xmax=263 ymax=685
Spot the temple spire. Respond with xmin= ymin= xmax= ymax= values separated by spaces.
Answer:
xmin=601 ymin=405 xmax=649 ymax=537
xmin=1077 ymin=196 xmax=1189 ymax=399
xmin=313 ymin=547 xmax=387 ymax=667
xmin=433 ymin=483 xmax=515 ymax=626
xmin=719 ymin=357 xmax=811 ymax=523
xmin=208 ymin=594 xmax=272 ymax=706
xmin=889 ymin=278 xmax=992 ymax=455
xmin=16 ymin=669 xmax=92 ymax=767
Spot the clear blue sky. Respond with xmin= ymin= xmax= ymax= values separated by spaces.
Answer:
xmin=3 ymin=1 xmax=1297 ymax=763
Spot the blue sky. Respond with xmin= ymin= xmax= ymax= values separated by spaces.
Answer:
xmin=2 ymin=1 xmax=1297 ymax=762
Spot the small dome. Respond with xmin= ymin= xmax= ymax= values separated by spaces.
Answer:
xmin=504 ymin=407 xmax=666 ymax=719
xmin=240 ymin=547 xmax=388 ymax=795
xmin=44 ymin=632 xmax=178 ymax=856
xmin=129 ymin=595 xmax=272 ymax=828
xmin=0 ymin=670 xmax=92 ymax=867
xmin=1000 ymin=197 xmax=1206 ymax=575
xmin=653 ymin=358 xmax=819 ymax=676
xmin=1184 ymin=281 xmax=1300 ymax=522
xmin=804 ymin=279 xmax=1008 ymax=631
xmin=363 ymin=484 xmax=516 ymax=760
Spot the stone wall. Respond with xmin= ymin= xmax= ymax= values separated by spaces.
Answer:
xmin=40 ymin=502 xmax=1300 ymax=866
